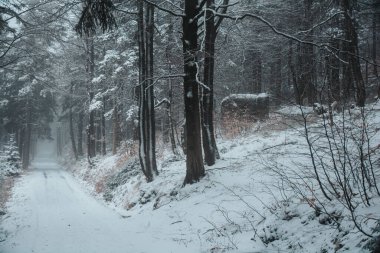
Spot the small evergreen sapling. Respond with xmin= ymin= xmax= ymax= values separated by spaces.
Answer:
xmin=2 ymin=134 xmax=21 ymax=176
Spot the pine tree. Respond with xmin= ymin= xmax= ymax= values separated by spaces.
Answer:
xmin=1 ymin=134 xmax=21 ymax=176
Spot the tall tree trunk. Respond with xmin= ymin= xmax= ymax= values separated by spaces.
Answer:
xmin=146 ymin=4 xmax=158 ymax=176
xmin=297 ymin=0 xmax=315 ymax=105
xmin=275 ymin=55 xmax=282 ymax=103
xmin=16 ymin=129 xmax=22 ymax=158
xmin=366 ymin=46 xmax=369 ymax=86
xmin=168 ymin=80 xmax=178 ymax=155
xmin=327 ymin=39 xmax=341 ymax=102
xmin=165 ymin=16 xmax=178 ymax=155
xmin=202 ymin=0 xmax=218 ymax=166
xmin=137 ymin=2 xmax=158 ymax=181
xmin=373 ymin=13 xmax=378 ymax=78
xmin=22 ymin=97 xmax=32 ymax=169
xmin=341 ymin=39 xmax=354 ymax=100
xmin=288 ymin=40 xmax=294 ymax=99
xmin=96 ymin=112 xmax=101 ymax=154
xmin=244 ymin=49 xmax=262 ymax=93
xmin=291 ymin=43 xmax=303 ymax=105
xmin=341 ymin=0 xmax=366 ymax=106
xmin=137 ymin=1 xmax=148 ymax=179
xmin=254 ymin=51 xmax=262 ymax=94
xmin=269 ymin=48 xmax=282 ymax=104
xmin=101 ymin=96 xmax=106 ymax=155
xmin=56 ymin=125 xmax=62 ymax=157
xmin=183 ymin=0 xmax=205 ymax=185
xmin=77 ymin=111 xmax=84 ymax=156
xmin=69 ymin=82 xmax=78 ymax=160
xmin=86 ymin=35 xmax=96 ymax=159
xmin=112 ymin=103 xmax=121 ymax=154
xmin=30 ymin=136 xmax=37 ymax=160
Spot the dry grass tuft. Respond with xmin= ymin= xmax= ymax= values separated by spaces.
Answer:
xmin=95 ymin=176 xmax=108 ymax=194
xmin=0 ymin=177 xmax=16 ymax=210
xmin=116 ymin=141 xmax=138 ymax=168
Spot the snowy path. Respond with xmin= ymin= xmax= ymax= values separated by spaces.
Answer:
xmin=0 ymin=158 xmax=193 ymax=253
xmin=0 ymin=158 xmax=135 ymax=253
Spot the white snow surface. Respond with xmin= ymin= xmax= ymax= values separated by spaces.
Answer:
xmin=221 ymin=93 xmax=269 ymax=103
xmin=0 ymin=157 xmax=198 ymax=253
xmin=1 ymin=103 xmax=380 ymax=253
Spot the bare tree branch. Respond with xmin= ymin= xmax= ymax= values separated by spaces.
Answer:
xmin=142 ymin=0 xmax=184 ymax=17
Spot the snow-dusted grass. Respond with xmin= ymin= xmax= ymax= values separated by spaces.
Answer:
xmin=0 ymin=177 xmax=14 ymax=212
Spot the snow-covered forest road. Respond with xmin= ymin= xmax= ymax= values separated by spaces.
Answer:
xmin=0 ymin=154 xmax=217 ymax=253
xmin=0 ymin=157 xmax=135 ymax=253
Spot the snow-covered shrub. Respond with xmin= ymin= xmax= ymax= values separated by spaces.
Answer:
xmin=0 ymin=134 xmax=21 ymax=177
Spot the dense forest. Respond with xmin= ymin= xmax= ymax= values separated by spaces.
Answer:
xmin=1 ymin=0 xmax=379 ymax=180
xmin=1 ymin=0 xmax=380 ymax=252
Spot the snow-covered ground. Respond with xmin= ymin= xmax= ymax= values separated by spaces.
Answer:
xmin=0 ymin=157 xmax=206 ymax=253
xmin=1 ymin=103 xmax=380 ymax=253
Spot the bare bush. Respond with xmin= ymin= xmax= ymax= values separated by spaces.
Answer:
xmin=267 ymin=102 xmax=380 ymax=238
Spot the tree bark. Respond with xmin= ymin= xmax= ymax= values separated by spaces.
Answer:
xmin=22 ymin=97 xmax=32 ymax=169
xmin=297 ymin=0 xmax=315 ymax=105
xmin=69 ymin=82 xmax=78 ymax=160
xmin=341 ymin=0 xmax=366 ymax=107
xmin=146 ymin=4 xmax=158 ymax=176
xmin=288 ymin=40 xmax=294 ymax=99
xmin=112 ymin=103 xmax=121 ymax=154
xmin=86 ymin=35 xmax=96 ymax=159
xmin=137 ymin=1 xmax=149 ymax=179
xmin=16 ymin=129 xmax=22 ymax=158
xmin=269 ymin=48 xmax=282 ymax=104
xmin=137 ymin=5 xmax=144 ymax=110
xmin=373 ymin=13 xmax=378 ymax=78
xmin=56 ymin=126 xmax=62 ymax=157
xmin=96 ymin=111 xmax=101 ymax=154
xmin=254 ymin=51 xmax=262 ymax=94
xmin=202 ymin=0 xmax=218 ymax=166
xmin=327 ymin=38 xmax=341 ymax=102
xmin=137 ymin=2 xmax=158 ymax=182
xmin=168 ymin=81 xmax=178 ymax=155
xmin=77 ymin=111 xmax=84 ymax=156
xmin=101 ymin=95 xmax=106 ymax=156
xmin=290 ymin=42 xmax=303 ymax=105
xmin=244 ymin=49 xmax=262 ymax=94
xmin=165 ymin=16 xmax=178 ymax=156
xmin=183 ymin=0 xmax=205 ymax=185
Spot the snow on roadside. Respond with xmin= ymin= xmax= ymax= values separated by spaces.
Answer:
xmin=62 ymin=103 xmax=380 ymax=253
